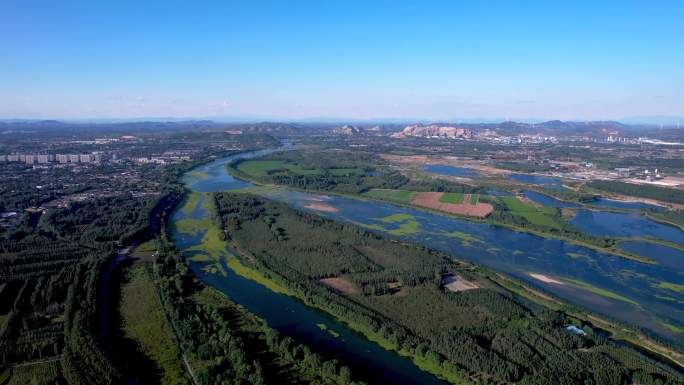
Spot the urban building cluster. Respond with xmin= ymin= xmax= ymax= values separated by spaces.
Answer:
xmin=0 ymin=153 xmax=103 ymax=164
xmin=130 ymin=154 xmax=191 ymax=164
xmin=0 ymin=152 xmax=192 ymax=166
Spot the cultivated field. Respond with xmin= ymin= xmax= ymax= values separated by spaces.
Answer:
xmin=411 ymin=192 xmax=493 ymax=217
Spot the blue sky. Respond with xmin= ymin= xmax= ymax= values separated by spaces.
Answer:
xmin=1 ymin=1 xmax=683 ymax=121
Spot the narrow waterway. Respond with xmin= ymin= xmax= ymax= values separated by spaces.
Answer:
xmin=97 ymin=248 xmax=128 ymax=342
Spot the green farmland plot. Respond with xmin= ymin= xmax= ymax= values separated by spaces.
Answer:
xmin=439 ymin=192 xmax=464 ymax=204
xmin=501 ymin=196 xmax=561 ymax=228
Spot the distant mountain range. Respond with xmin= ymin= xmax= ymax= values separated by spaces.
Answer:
xmin=1 ymin=119 xmax=681 ymax=140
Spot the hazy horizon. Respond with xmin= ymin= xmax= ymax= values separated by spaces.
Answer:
xmin=2 ymin=1 xmax=683 ymax=121
xmin=2 ymin=114 xmax=683 ymax=127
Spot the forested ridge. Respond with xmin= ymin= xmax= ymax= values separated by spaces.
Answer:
xmin=214 ymin=192 xmax=684 ymax=385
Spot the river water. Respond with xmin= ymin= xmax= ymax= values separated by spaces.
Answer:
xmin=523 ymin=190 xmax=580 ymax=208
xmin=572 ymin=210 xmax=684 ymax=245
xmin=424 ymin=164 xmax=481 ymax=178
xmin=508 ymin=174 xmax=566 ymax=190
xmin=172 ymin=148 xmax=684 ymax=379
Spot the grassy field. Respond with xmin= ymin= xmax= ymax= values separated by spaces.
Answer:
xmin=119 ymin=264 xmax=188 ymax=385
xmin=439 ymin=192 xmax=464 ymax=204
xmin=469 ymin=194 xmax=479 ymax=205
xmin=135 ymin=239 xmax=157 ymax=253
xmin=501 ymin=196 xmax=561 ymax=228
xmin=362 ymin=189 xmax=417 ymax=204
xmin=236 ymin=160 xmax=322 ymax=177
xmin=132 ymin=239 xmax=157 ymax=260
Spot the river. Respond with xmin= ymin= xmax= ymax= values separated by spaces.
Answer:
xmin=172 ymin=147 xmax=684 ymax=383
xmin=174 ymin=149 xmax=449 ymax=385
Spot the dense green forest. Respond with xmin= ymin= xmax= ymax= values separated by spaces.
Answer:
xmin=214 ymin=192 xmax=684 ymax=385
xmin=228 ymin=149 xmax=486 ymax=195
xmin=0 ymin=193 xmax=162 ymax=384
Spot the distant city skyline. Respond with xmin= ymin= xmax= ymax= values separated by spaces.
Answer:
xmin=1 ymin=1 xmax=683 ymax=121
